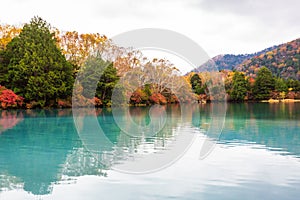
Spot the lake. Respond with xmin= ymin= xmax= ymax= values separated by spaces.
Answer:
xmin=0 ymin=103 xmax=300 ymax=199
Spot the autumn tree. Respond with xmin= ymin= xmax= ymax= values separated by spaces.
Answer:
xmin=253 ymin=67 xmax=275 ymax=100
xmin=0 ymin=24 xmax=22 ymax=50
xmin=113 ymin=50 xmax=143 ymax=76
xmin=1 ymin=17 xmax=74 ymax=107
xmin=58 ymin=31 xmax=107 ymax=73
xmin=117 ymin=58 xmax=194 ymax=104
xmin=143 ymin=58 xmax=182 ymax=94
xmin=0 ymin=85 xmax=24 ymax=109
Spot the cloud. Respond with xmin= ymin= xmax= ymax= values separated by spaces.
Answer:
xmin=179 ymin=0 xmax=300 ymax=55
xmin=0 ymin=0 xmax=299 ymax=57
xmin=92 ymin=0 xmax=184 ymax=19
xmin=196 ymin=0 xmax=300 ymax=27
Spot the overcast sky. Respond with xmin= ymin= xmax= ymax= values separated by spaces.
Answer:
xmin=1 ymin=0 xmax=299 ymax=57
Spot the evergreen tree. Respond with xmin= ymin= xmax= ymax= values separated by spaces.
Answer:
xmin=286 ymin=79 xmax=300 ymax=91
xmin=274 ymin=77 xmax=288 ymax=92
xmin=253 ymin=67 xmax=275 ymax=100
xmin=1 ymin=17 xmax=74 ymax=106
xmin=79 ymin=55 xmax=119 ymax=104
xmin=0 ymin=50 xmax=6 ymax=83
xmin=230 ymin=72 xmax=248 ymax=101
xmin=190 ymin=73 xmax=205 ymax=95
xmin=96 ymin=62 xmax=119 ymax=104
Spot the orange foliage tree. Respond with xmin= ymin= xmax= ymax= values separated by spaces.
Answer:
xmin=57 ymin=31 xmax=107 ymax=72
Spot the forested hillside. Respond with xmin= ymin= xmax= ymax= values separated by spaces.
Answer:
xmin=235 ymin=38 xmax=300 ymax=80
xmin=1 ymin=17 xmax=300 ymax=108
xmin=195 ymin=45 xmax=278 ymax=71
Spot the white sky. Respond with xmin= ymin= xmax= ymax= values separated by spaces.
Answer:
xmin=1 ymin=0 xmax=299 ymax=71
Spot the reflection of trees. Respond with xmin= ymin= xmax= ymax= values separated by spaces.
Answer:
xmin=0 ymin=110 xmax=23 ymax=134
xmin=1 ymin=104 xmax=300 ymax=196
xmin=92 ymin=106 xmax=184 ymax=167
xmin=191 ymin=103 xmax=227 ymax=141
xmin=214 ymin=103 xmax=300 ymax=156
xmin=191 ymin=103 xmax=211 ymax=129
xmin=0 ymin=109 xmax=79 ymax=195
xmin=190 ymin=103 xmax=300 ymax=157
xmin=75 ymin=106 xmax=191 ymax=169
xmin=0 ymin=106 xmax=187 ymax=195
xmin=62 ymin=148 xmax=107 ymax=177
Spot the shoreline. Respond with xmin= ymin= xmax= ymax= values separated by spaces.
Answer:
xmin=261 ymin=99 xmax=300 ymax=103
xmin=1 ymin=100 xmax=300 ymax=110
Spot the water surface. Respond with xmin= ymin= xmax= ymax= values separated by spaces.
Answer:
xmin=0 ymin=103 xmax=300 ymax=199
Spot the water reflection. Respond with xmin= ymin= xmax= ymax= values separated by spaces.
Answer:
xmin=75 ymin=105 xmax=193 ymax=173
xmin=0 ymin=110 xmax=23 ymax=134
xmin=0 ymin=107 xmax=186 ymax=194
xmin=219 ymin=103 xmax=300 ymax=156
xmin=0 ymin=103 xmax=300 ymax=197
xmin=0 ymin=109 xmax=79 ymax=195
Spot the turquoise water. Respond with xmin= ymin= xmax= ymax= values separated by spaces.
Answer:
xmin=0 ymin=103 xmax=300 ymax=199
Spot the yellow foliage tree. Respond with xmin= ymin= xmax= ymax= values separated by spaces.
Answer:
xmin=0 ymin=24 xmax=22 ymax=49
xmin=57 ymin=31 xmax=107 ymax=72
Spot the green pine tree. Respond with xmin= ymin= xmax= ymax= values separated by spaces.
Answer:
xmin=1 ymin=16 xmax=74 ymax=106
xmin=230 ymin=72 xmax=248 ymax=101
xmin=286 ymin=79 xmax=300 ymax=91
xmin=79 ymin=55 xmax=119 ymax=105
xmin=274 ymin=77 xmax=288 ymax=92
xmin=253 ymin=67 xmax=275 ymax=100
xmin=190 ymin=73 xmax=205 ymax=95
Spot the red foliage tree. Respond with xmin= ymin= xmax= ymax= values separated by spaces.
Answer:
xmin=0 ymin=86 xmax=24 ymax=109
xmin=130 ymin=88 xmax=149 ymax=104
xmin=149 ymin=93 xmax=167 ymax=104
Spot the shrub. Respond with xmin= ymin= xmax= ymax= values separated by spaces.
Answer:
xmin=149 ymin=93 xmax=167 ymax=104
xmin=0 ymin=86 xmax=24 ymax=109
xmin=130 ymin=88 xmax=149 ymax=104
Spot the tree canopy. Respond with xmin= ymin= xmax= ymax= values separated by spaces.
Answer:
xmin=230 ymin=72 xmax=248 ymax=101
xmin=1 ymin=17 xmax=300 ymax=108
xmin=190 ymin=74 xmax=205 ymax=95
xmin=253 ymin=67 xmax=275 ymax=100
xmin=78 ymin=55 xmax=119 ymax=105
xmin=0 ymin=16 xmax=74 ymax=107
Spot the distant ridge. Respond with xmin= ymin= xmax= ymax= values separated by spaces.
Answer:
xmin=193 ymin=38 xmax=300 ymax=80
xmin=194 ymin=45 xmax=279 ymax=71
xmin=235 ymin=38 xmax=300 ymax=80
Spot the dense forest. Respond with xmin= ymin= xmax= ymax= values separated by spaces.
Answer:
xmin=0 ymin=17 xmax=300 ymax=109
xmin=198 ymin=38 xmax=300 ymax=81
xmin=196 ymin=45 xmax=278 ymax=71
xmin=235 ymin=39 xmax=300 ymax=80
xmin=0 ymin=17 xmax=194 ymax=109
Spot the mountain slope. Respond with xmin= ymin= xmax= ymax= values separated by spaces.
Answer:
xmin=235 ymin=38 xmax=300 ymax=80
xmin=195 ymin=45 xmax=278 ymax=71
